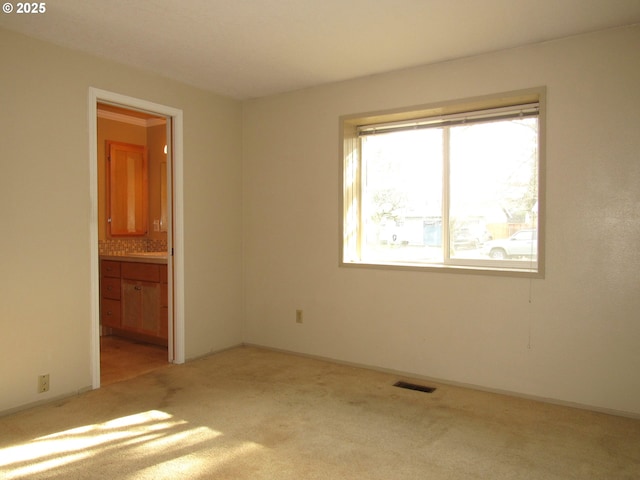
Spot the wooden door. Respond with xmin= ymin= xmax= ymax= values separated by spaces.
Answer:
xmin=107 ymin=141 xmax=148 ymax=236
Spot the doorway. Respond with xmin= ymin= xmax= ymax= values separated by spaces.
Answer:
xmin=89 ymin=88 xmax=185 ymax=389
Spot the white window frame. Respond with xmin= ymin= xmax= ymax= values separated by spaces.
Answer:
xmin=339 ymin=88 xmax=546 ymax=278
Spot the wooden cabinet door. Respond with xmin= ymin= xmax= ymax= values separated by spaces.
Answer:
xmin=121 ymin=279 xmax=160 ymax=336
xmin=107 ymin=141 xmax=148 ymax=236
xmin=140 ymin=282 xmax=160 ymax=335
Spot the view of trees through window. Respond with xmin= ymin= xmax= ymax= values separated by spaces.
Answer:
xmin=359 ymin=115 xmax=539 ymax=269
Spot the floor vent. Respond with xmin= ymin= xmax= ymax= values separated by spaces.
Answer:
xmin=393 ymin=381 xmax=436 ymax=393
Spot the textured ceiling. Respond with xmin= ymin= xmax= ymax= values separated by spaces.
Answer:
xmin=2 ymin=0 xmax=640 ymax=99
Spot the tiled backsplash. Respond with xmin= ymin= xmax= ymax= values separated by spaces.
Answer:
xmin=99 ymin=238 xmax=168 ymax=256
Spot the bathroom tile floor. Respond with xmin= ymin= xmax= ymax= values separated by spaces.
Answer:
xmin=100 ymin=335 xmax=169 ymax=386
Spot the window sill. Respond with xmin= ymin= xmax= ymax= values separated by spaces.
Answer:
xmin=340 ymin=259 xmax=543 ymax=279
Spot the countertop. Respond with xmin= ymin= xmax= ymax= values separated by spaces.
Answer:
xmin=99 ymin=252 xmax=168 ymax=264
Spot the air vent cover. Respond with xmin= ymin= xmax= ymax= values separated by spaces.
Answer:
xmin=393 ymin=381 xmax=436 ymax=393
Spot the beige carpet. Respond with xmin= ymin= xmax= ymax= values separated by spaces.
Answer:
xmin=1 ymin=346 xmax=639 ymax=479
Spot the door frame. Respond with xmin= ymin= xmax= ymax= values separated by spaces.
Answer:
xmin=88 ymin=87 xmax=185 ymax=389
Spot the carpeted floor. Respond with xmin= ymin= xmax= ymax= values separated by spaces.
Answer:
xmin=1 ymin=346 xmax=639 ymax=479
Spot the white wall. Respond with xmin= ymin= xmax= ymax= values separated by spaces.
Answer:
xmin=0 ymin=28 xmax=243 ymax=414
xmin=2 ymin=24 xmax=638 ymax=418
xmin=242 ymin=26 xmax=640 ymax=416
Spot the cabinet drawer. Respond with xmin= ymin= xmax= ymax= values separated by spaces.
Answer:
xmin=101 ymin=260 xmax=121 ymax=278
xmin=101 ymin=277 xmax=121 ymax=300
xmin=101 ymin=298 xmax=121 ymax=327
xmin=122 ymin=262 xmax=160 ymax=282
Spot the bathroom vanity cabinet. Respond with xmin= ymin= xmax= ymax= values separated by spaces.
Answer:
xmin=100 ymin=258 xmax=168 ymax=346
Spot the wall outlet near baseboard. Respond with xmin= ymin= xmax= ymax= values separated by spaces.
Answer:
xmin=38 ymin=374 xmax=50 ymax=393
xmin=296 ymin=309 xmax=303 ymax=324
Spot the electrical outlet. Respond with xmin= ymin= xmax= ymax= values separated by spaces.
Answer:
xmin=296 ymin=309 xmax=303 ymax=324
xmin=38 ymin=374 xmax=49 ymax=393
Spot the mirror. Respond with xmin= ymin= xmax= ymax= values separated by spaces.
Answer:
xmin=106 ymin=141 xmax=149 ymax=236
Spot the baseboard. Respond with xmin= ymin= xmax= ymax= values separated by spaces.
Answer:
xmin=242 ymin=343 xmax=640 ymax=420
xmin=185 ymin=342 xmax=244 ymax=363
xmin=0 ymin=386 xmax=93 ymax=418
xmin=1 ymin=343 xmax=244 ymax=418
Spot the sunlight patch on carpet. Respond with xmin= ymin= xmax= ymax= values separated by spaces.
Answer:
xmin=0 ymin=410 xmax=229 ymax=479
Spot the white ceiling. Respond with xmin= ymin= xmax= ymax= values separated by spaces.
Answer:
xmin=2 ymin=0 xmax=640 ymax=99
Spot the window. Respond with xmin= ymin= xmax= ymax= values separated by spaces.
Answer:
xmin=341 ymin=88 xmax=545 ymax=276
